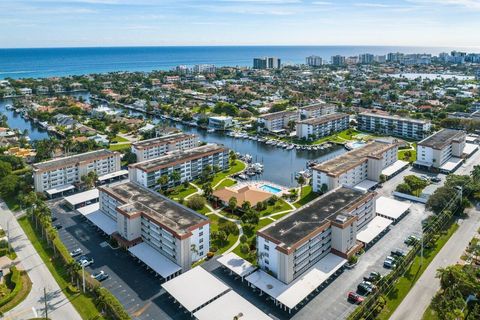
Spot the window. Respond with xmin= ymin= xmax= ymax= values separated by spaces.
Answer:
xmin=199 ymin=238 xmax=203 ymax=243
xmin=264 ymin=244 xmax=269 ymax=250
xmin=265 ymin=259 xmax=269 ymax=265
xmin=199 ymin=231 xmax=203 ymax=237
xmin=199 ymin=245 xmax=204 ymax=250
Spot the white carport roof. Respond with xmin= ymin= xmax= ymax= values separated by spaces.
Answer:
xmin=217 ymin=252 xmax=257 ymax=278
xmin=45 ymin=184 xmax=74 ymax=196
xmin=76 ymin=203 xmax=117 ymax=235
xmin=356 ymin=216 xmax=392 ymax=244
xmin=128 ymin=242 xmax=181 ymax=279
xmin=193 ymin=290 xmax=272 ymax=320
xmin=440 ymin=157 xmax=463 ymax=172
xmin=353 ymin=179 xmax=378 ymax=192
xmin=464 ymin=143 xmax=478 ymax=157
xmin=245 ymin=253 xmax=346 ymax=310
xmin=161 ymin=267 xmax=229 ymax=312
xmin=98 ymin=169 xmax=129 ymax=181
xmin=382 ymin=160 xmax=409 ymax=177
xmin=64 ymin=189 xmax=99 ymax=207
xmin=376 ymin=196 xmax=411 ymax=220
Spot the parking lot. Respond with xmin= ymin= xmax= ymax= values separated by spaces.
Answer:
xmin=49 ymin=199 xmax=193 ymax=320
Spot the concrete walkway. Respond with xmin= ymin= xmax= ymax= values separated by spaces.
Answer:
xmin=390 ymin=208 xmax=480 ymax=320
xmin=0 ymin=202 xmax=82 ymax=320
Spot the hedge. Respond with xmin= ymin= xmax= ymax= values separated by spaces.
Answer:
xmin=0 ymin=267 xmax=22 ymax=309
xmin=95 ymin=287 xmax=131 ymax=320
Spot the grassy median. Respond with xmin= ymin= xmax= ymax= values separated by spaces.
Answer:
xmin=18 ymin=216 xmax=106 ymax=320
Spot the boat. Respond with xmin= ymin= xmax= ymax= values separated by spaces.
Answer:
xmin=5 ymin=104 xmax=13 ymax=110
xmin=207 ymin=128 xmax=215 ymax=133
xmin=238 ymin=174 xmax=248 ymax=180
xmin=244 ymin=154 xmax=253 ymax=163
xmin=286 ymin=145 xmax=294 ymax=150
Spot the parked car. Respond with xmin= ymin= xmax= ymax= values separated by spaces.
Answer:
xmin=79 ymin=256 xmax=94 ymax=267
xmin=91 ymin=270 xmax=109 ymax=281
xmin=348 ymin=291 xmax=364 ymax=304
xmin=357 ymin=281 xmax=375 ymax=295
xmin=54 ymin=224 xmax=63 ymax=230
xmin=363 ymin=271 xmax=381 ymax=282
xmin=70 ymin=248 xmax=83 ymax=257
xmin=51 ymin=216 xmax=58 ymax=222
xmin=420 ymin=175 xmax=430 ymax=181
xmin=384 ymin=256 xmax=396 ymax=269
xmin=391 ymin=249 xmax=406 ymax=257
xmin=404 ymin=235 xmax=420 ymax=246
xmin=431 ymin=177 xmax=441 ymax=183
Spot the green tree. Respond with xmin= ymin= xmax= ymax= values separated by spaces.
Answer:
xmin=396 ymin=183 xmax=412 ymax=195
xmin=0 ymin=161 xmax=13 ymax=179
xmin=228 ymin=196 xmax=237 ymax=212
xmin=0 ymin=174 xmax=20 ymax=197
xmin=187 ymin=195 xmax=206 ymax=211
xmin=202 ymin=183 xmax=213 ymax=199
xmin=157 ymin=175 xmax=169 ymax=189
xmin=296 ymin=174 xmax=306 ymax=189
xmin=170 ymin=170 xmax=181 ymax=186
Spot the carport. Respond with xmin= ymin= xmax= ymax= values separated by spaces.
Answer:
xmin=245 ymin=253 xmax=346 ymax=313
xmin=381 ymin=160 xmax=409 ymax=179
xmin=45 ymin=184 xmax=75 ymax=198
xmin=353 ymin=179 xmax=378 ymax=192
xmin=439 ymin=157 xmax=463 ymax=173
xmin=97 ymin=169 xmax=129 ymax=184
xmin=375 ymin=196 xmax=411 ymax=223
xmin=217 ymin=252 xmax=257 ymax=282
xmin=161 ymin=267 xmax=230 ymax=315
xmin=356 ymin=216 xmax=392 ymax=247
xmin=77 ymin=203 xmax=117 ymax=236
xmin=193 ymin=290 xmax=272 ymax=320
xmin=64 ymin=188 xmax=99 ymax=210
xmin=128 ymin=242 xmax=181 ymax=280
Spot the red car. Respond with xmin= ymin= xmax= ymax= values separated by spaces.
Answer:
xmin=348 ymin=291 xmax=365 ymax=304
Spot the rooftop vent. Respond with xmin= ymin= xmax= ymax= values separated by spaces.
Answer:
xmin=336 ymin=215 xmax=348 ymax=223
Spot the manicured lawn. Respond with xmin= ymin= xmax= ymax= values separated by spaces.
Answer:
xmin=209 ymin=214 xmax=238 ymax=255
xmin=2 ymin=195 xmax=20 ymax=211
xmin=108 ymin=143 xmax=131 ymax=151
xmin=211 ymin=160 xmax=246 ymax=186
xmin=168 ymin=184 xmax=198 ymax=200
xmin=111 ymin=135 xmax=129 ymax=143
xmin=422 ymin=306 xmax=438 ymax=320
xmin=0 ymin=269 xmax=32 ymax=314
xmin=294 ymin=185 xmax=320 ymax=208
xmin=18 ymin=217 xmax=105 ymax=320
xmin=376 ymin=222 xmax=459 ymax=320
xmin=257 ymin=199 xmax=292 ymax=217
xmin=234 ymin=218 xmax=276 ymax=262
xmin=214 ymin=178 xmax=237 ymax=190
xmin=398 ymin=148 xmax=417 ymax=163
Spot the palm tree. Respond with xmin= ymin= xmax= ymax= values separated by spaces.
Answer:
xmin=472 ymin=165 xmax=480 ymax=184
xmin=157 ymin=175 xmax=169 ymax=189
xmin=228 ymin=197 xmax=237 ymax=212
xmin=202 ymin=183 xmax=213 ymax=199
xmin=296 ymin=174 xmax=306 ymax=190
xmin=170 ymin=170 xmax=181 ymax=186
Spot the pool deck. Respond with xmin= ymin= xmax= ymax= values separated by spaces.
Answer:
xmin=231 ymin=180 xmax=289 ymax=196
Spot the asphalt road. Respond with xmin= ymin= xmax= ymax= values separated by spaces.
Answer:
xmin=0 ymin=202 xmax=82 ymax=320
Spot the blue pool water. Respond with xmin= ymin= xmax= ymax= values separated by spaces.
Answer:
xmin=260 ymin=184 xmax=282 ymax=194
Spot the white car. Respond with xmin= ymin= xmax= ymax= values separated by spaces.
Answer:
xmin=79 ymin=257 xmax=94 ymax=267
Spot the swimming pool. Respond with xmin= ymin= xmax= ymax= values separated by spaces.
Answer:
xmin=351 ymin=141 xmax=366 ymax=149
xmin=259 ymin=184 xmax=282 ymax=194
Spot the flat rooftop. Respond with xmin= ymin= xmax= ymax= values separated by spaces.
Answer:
xmin=33 ymin=149 xmax=117 ymax=172
xmin=130 ymin=144 xmax=227 ymax=172
xmin=300 ymin=102 xmax=335 ymax=112
xmin=297 ymin=113 xmax=348 ymax=126
xmin=100 ymin=181 xmax=208 ymax=236
xmin=258 ymin=187 xmax=373 ymax=250
xmin=131 ymin=133 xmax=197 ymax=150
xmin=259 ymin=110 xmax=297 ymax=120
xmin=418 ymin=129 xmax=466 ymax=149
xmin=314 ymin=141 xmax=396 ymax=176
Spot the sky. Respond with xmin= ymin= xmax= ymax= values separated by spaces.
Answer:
xmin=1 ymin=0 xmax=480 ymax=48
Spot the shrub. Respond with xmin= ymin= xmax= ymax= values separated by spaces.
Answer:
xmin=240 ymin=235 xmax=247 ymax=243
xmin=210 ymin=246 xmax=218 ymax=252
xmin=187 ymin=195 xmax=206 ymax=211
xmin=239 ymin=243 xmax=250 ymax=254
xmin=348 ymin=255 xmax=358 ymax=265
xmin=0 ymin=267 xmax=21 ymax=309
xmin=207 ymin=252 xmax=214 ymax=259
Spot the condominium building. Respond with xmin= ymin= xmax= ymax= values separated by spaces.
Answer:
xmin=415 ymin=129 xmax=466 ymax=171
xmin=128 ymin=144 xmax=229 ymax=189
xmin=312 ymin=141 xmax=398 ymax=191
xmin=359 ymin=53 xmax=374 ymax=64
xmin=131 ymin=133 xmax=199 ymax=162
xmin=306 ymin=55 xmax=323 ymax=67
xmin=256 ymin=187 xmax=376 ymax=284
xmin=253 ymin=57 xmax=281 ymax=69
xmin=33 ymin=149 xmax=121 ymax=193
xmin=257 ymin=110 xmax=298 ymax=132
xmin=98 ymin=181 xmax=209 ymax=271
xmin=296 ymin=113 xmax=349 ymax=140
xmin=331 ymin=55 xmax=346 ymax=66
xmin=357 ymin=111 xmax=432 ymax=140
xmin=299 ymin=102 xmax=336 ymax=119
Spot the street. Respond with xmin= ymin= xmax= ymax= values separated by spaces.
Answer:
xmin=0 ymin=202 xmax=81 ymax=320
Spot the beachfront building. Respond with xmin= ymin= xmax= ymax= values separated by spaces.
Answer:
xmin=208 ymin=116 xmax=233 ymax=130
xmin=357 ymin=111 xmax=432 ymax=140
xmin=98 ymin=181 xmax=209 ymax=272
xmin=128 ymin=144 xmax=229 ymax=189
xmin=414 ymin=129 xmax=467 ymax=172
xmin=299 ymin=102 xmax=336 ymax=120
xmin=296 ymin=113 xmax=349 ymax=140
xmin=256 ymin=187 xmax=376 ymax=284
xmin=312 ymin=141 xmax=398 ymax=191
xmin=32 ymin=149 xmax=121 ymax=194
xmin=253 ymin=57 xmax=281 ymax=69
xmin=306 ymin=55 xmax=323 ymax=67
xmin=257 ymin=110 xmax=298 ymax=133
xmin=131 ymin=133 xmax=199 ymax=162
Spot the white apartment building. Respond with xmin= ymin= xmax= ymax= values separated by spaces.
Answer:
xmin=299 ymin=103 xmax=336 ymax=120
xmin=312 ymin=141 xmax=398 ymax=191
xmin=129 ymin=144 xmax=229 ymax=189
xmin=32 ymin=149 xmax=121 ymax=194
xmin=257 ymin=110 xmax=298 ymax=132
xmin=98 ymin=181 xmax=209 ymax=271
xmin=131 ymin=133 xmax=199 ymax=162
xmin=256 ymin=187 xmax=376 ymax=284
xmin=296 ymin=113 xmax=349 ymax=140
xmin=306 ymin=55 xmax=323 ymax=67
xmin=415 ymin=129 xmax=466 ymax=172
xmin=357 ymin=111 xmax=432 ymax=140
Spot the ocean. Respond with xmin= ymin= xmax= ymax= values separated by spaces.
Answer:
xmin=0 ymin=45 xmax=471 ymax=80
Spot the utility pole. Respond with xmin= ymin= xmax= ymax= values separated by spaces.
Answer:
xmin=44 ymin=287 xmax=48 ymax=319
xmin=82 ymin=265 xmax=86 ymax=293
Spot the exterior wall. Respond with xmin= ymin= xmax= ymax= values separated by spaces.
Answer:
xmin=296 ymin=115 xmax=349 ymax=139
xmin=256 ymin=235 xmax=279 ymax=277
xmin=190 ymin=224 xmax=209 ymax=262
xmin=132 ymin=135 xmax=199 ymax=162
xmin=357 ymin=114 xmax=431 ymax=140
xmin=330 ymin=222 xmax=357 ymax=255
xmin=99 ymin=191 xmax=120 ymax=221
xmin=117 ymin=212 xmax=141 ymax=241
xmin=416 ymin=145 xmax=434 ymax=167
xmin=33 ymin=152 xmax=121 ymax=192
xmin=258 ymin=112 xmax=298 ymax=132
